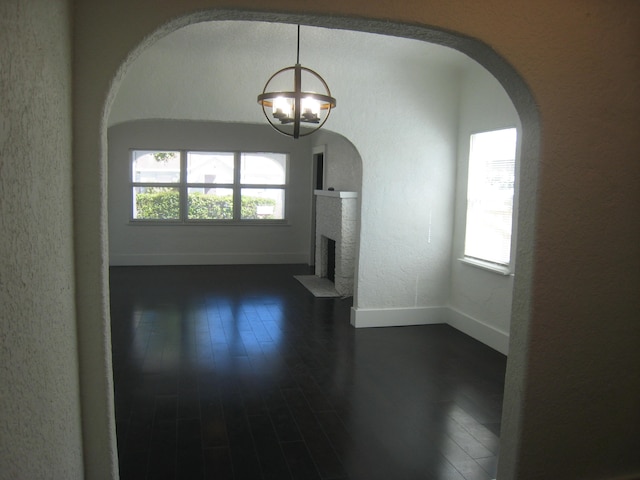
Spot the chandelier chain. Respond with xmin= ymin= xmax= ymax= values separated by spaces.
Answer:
xmin=296 ymin=25 xmax=300 ymax=65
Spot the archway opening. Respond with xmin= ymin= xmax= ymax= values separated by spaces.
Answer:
xmin=96 ymin=12 xmax=540 ymax=480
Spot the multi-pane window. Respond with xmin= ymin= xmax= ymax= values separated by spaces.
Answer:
xmin=131 ymin=150 xmax=287 ymax=222
xmin=464 ymin=128 xmax=517 ymax=266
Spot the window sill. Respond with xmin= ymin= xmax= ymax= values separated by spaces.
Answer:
xmin=128 ymin=220 xmax=290 ymax=226
xmin=459 ymin=257 xmax=512 ymax=276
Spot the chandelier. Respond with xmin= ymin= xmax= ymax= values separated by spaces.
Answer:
xmin=257 ymin=25 xmax=336 ymax=139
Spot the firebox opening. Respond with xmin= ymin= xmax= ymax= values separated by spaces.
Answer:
xmin=327 ymin=238 xmax=336 ymax=283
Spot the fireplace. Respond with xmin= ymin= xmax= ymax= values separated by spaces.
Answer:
xmin=314 ymin=190 xmax=358 ymax=296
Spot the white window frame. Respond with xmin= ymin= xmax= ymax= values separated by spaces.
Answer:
xmin=461 ymin=127 xmax=518 ymax=275
xmin=130 ymin=149 xmax=289 ymax=224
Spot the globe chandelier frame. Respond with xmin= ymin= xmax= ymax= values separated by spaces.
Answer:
xmin=257 ymin=25 xmax=337 ymax=139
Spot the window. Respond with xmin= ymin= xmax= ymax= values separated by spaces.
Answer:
xmin=131 ymin=150 xmax=287 ymax=222
xmin=464 ymin=128 xmax=517 ymax=268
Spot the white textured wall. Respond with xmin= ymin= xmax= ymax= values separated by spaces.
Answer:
xmin=311 ymin=130 xmax=362 ymax=194
xmin=73 ymin=3 xmax=640 ymax=480
xmin=342 ymin=59 xmax=459 ymax=312
xmin=0 ymin=0 xmax=84 ymax=478
xmin=108 ymin=120 xmax=313 ymax=265
xmin=449 ymin=63 xmax=521 ymax=354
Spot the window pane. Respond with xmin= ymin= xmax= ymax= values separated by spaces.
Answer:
xmin=188 ymin=188 xmax=233 ymax=220
xmin=133 ymin=186 xmax=180 ymax=220
xmin=464 ymin=128 xmax=517 ymax=265
xmin=132 ymin=150 xmax=180 ymax=183
xmin=187 ymin=152 xmax=234 ymax=184
xmin=240 ymin=153 xmax=287 ymax=185
xmin=241 ymin=188 xmax=284 ymax=219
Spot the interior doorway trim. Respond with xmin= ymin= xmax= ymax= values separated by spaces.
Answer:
xmin=310 ymin=144 xmax=327 ymax=265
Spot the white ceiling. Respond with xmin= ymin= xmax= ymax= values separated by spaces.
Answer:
xmin=151 ymin=20 xmax=473 ymax=70
xmin=108 ymin=20 xmax=479 ymax=127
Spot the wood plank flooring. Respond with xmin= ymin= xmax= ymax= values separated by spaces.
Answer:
xmin=110 ymin=264 xmax=506 ymax=480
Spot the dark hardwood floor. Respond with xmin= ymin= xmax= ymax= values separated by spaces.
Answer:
xmin=110 ymin=264 xmax=506 ymax=480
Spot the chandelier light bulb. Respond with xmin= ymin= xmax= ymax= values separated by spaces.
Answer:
xmin=272 ymin=97 xmax=293 ymax=122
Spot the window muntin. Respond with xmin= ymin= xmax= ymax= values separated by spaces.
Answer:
xmin=240 ymin=153 xmax=287 ymax=185
xmin=131 ymin=150 xmax=181 ymax=220
xmin=187 ymin=187 xmax=234 ymax=220
xmin=133 ymin=186 xmax=180 ymax=220
xmin=131 ymin=150 xmax=288 ymax=223
xmin=187 ymin=152 xmax=234 ymax=184
xmin=239 ymin=153 xmax=287 ymax=220
xmin=132 ymin=150 xmax=181 ymax=183
xmin=464 ymin=128 xmax=517 ymax=266
xmin=241 ymin=188 xmax=285 ymax=220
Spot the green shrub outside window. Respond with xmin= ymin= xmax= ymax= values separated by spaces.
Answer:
xmin=135 ymin=189 xmax=277 ymax=220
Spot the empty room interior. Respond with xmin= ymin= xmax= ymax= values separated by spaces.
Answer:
xmin=4 ymin=2 xmax=640 ymax=480
xmin=107 ymin=21 xmax=520 ymax=479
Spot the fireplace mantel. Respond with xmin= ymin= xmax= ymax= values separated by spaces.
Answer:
xmin=314 ymin=189 xmax=358 ymax=199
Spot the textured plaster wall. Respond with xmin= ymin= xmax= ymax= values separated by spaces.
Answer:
xmin=72 ymin=2 xmax=639 ymax=479
xmin=333 ymin=52 xmax=458 ymax=311
xmin=108 ymin=120 xmax=313 ymax=265
xmin=311 ymin=130 xmax=362 ymax=194
xmin=0 ymin=0 xmax=84 ymax=478
xmin=449 ymin=63 xmax=521 ymax=352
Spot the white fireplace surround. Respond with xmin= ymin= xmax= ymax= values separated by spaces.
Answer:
xmin=314 ymin=190 xmax=358 ymax=296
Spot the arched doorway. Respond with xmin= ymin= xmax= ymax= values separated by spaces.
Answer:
xmin=77 ymin=10 xmax=539 ymax=479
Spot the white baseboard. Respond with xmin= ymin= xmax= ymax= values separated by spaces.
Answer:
xmin=447 ymin=307 xmax=509 ymax=355
xmin=350 ymin=306 xmax=448 ymax=328
xmin=109 ymin=252 xmax=309 ymax=266
xmin=350 ymin=305 xmax=509 ymax=355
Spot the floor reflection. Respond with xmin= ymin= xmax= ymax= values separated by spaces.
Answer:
xmin=110 ymin=264 xmax=506 ymax=480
